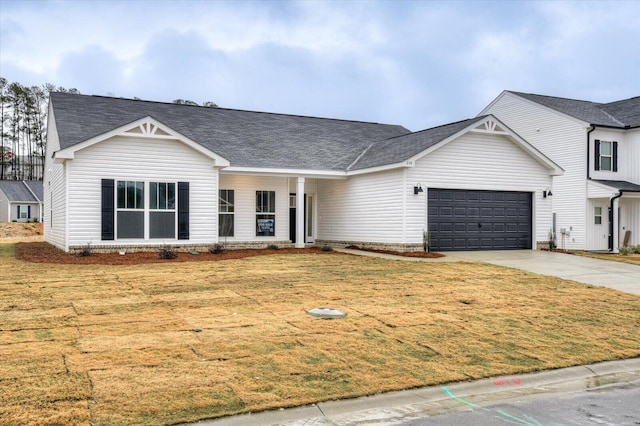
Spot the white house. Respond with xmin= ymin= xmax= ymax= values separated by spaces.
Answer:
xmin=44 ymin=92 xmax=562 ymax=253
xmin=481 ymin=91 xmax=640 ymax=252
xmin=0 ymin=180 xmax=43 ymax=222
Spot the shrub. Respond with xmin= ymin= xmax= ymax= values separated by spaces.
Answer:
xmin=267 ymin=244 xmax=279 ymax=250
xmin=76 ymin=243 xmax=92 ymax=257
xmin=548 ymin=229 xmax=557 ymax=250
xmin=619 ymin=246 xmax=631 ymax=256
xmin=632 ymin=244 xmax=640 ymax=254
xmin=158 ymin=246 xmax=178 ymax=259
xmin=321 ymin=245 xmax=333 ymax=252
xmin=209 ymin=244 xmax=225 ymax=254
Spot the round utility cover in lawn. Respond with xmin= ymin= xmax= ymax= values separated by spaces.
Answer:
xmin=307 ymin=307 xmax=346 ymax=319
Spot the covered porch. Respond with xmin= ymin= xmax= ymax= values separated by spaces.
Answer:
xmin=588 ymin=180 xmax=640 ymax=252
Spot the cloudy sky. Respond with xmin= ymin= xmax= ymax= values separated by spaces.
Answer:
xmin=1 ymin=0 xmax=639 ymax=131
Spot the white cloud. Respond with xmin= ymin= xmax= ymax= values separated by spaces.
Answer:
xmin=1 ymin=0 xmax=639 ymax=131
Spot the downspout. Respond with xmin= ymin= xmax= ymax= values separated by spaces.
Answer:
xmin=586 ymin=124 xmax=596 ymax=180
xmin=609 ymin=191 xmax=623 ymax=252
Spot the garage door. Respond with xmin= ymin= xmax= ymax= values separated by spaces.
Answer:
xmin=428 ymin=189 xmax=532 ymax=251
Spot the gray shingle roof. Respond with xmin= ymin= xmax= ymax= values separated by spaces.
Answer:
xmin=50 ymin=92 xmax=411 ymax=171
xmin=349 ymin=117 xmax=482 ymax=170
xmin=0 ymin=180 xmax=43 ymax=202
xmin=510 ymin=91 xmax=640 ymax=128
xmin=593 ymin=180 xmax=640 ymax=192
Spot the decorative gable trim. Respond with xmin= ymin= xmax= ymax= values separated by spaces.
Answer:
xmin=54 ymin=116 xmax=230 ymax=167
xmin=408 ymin=115 xmax=564 ymax=176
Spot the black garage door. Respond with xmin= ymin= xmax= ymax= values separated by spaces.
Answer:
xmin=428 ymin=189 xmax=532 ymax=251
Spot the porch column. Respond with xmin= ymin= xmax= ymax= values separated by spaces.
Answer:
xmin=612 ymin=196 xmax=620 ymax=253
xmin=296 ymin=177 xmax=305 ymax=248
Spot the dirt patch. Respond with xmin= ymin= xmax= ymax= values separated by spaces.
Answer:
xmin=345 ymin=245 xmax=445 ymax=258
xmin=15 ymin=242 xmax=337 ymax=265
xmin=0 ymin=222 xmax=43 ymax=238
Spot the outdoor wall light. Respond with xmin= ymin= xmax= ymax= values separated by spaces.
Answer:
xmin=414 ymin=184 xmax=424 ymax=195
xmin=543 ymin=188 xmax=553 ymax=198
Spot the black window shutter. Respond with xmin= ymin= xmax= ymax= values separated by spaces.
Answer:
xmin=178 ymin=182 xmax=189 ymax=240
xmin=101 ymin=179 xmax=115 ymax=240
xmin=594 ymin=140 xmax=600 ymax=171
xmin=17 ymin=205 xmax=20 ymax=218
xmin=613 ymin=141 xmax=618 ymax=172
xmin=27 ymin=206 xmax=31 ymax=219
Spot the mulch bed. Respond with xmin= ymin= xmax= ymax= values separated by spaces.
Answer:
xmin=344 ymin=245 xmax=445 ymax=258
xmin=14 ymin=242 xmax=446 ymax=265
xmin=15 ymin=242 xmax=335 ymax=265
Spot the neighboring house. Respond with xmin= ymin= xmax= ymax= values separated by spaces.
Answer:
xmin=44 ymin=92 xmax=561 ymax=253
xmin=481 ymin=91 xmax=640 ymax=252
xmin=0 ymin=180 xmax=44 ymax=222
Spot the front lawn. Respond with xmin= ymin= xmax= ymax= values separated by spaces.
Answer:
xmin=1 ymin=242 xmax=639 ymax=425
xmin=574 ymin=250 xmax=640 ymax=266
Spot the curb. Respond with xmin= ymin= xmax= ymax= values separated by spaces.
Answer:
xmin=191 ymin=358 xmax=640 ymax=425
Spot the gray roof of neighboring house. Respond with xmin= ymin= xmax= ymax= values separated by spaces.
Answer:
xmin=510 ymin=92 xmax=640 ymax=128
xmin=0 ymin=180 xmax=43 ymax=202
xmin=593 ymin=180 xmax=640 ymax=193
xmin=349 ymin=117 xmax=482 ymax=170
xmin=50 ymin=92 xmax=412 ymax=171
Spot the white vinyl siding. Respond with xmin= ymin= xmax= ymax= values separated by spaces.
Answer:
xmin=405 ymin=132 xmax=553 ymax=247
xmin=591 ymin=129 xmax=626 ymax=180
xmin=316 ymin=169 xmax=405 ymax=243
xmin=43 ymin=105 xmax=67 ymax=250
xmin=66 ymin=136 xmax=219 ymax=248
xmin=483 ymin=92 xmax=587 ymax=250
xmin=217 ymin=175 xmax=289 ymax=242
xmin=627 ymin=130 xmax=640 ymax=184
xmin=619 ymin=198 xmax=640 ymax=247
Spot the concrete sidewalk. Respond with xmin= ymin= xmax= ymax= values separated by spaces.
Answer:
xmin=192 ymin=358 xmax=640 ymax=426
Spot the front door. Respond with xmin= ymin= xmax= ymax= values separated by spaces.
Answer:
xmin=289 ymin=194 xmax=314 ymax=244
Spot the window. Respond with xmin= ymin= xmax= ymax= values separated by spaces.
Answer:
xmin=149 ymin=182 xmax=176 ymax=238
xmin=103 ymin=180 xmax=188 ymax=241
xmin=594 ymin=207 xmax=602 ymax=225
xmin=117 ymin=181 xmax=144 ymax=238
xmin=17 ymin=205 xmax=31 ymax=219
xmin=256 ymin=190 xmax=275 ymax=236
xmin=219 ymin=189 xmax=234 ymax=237
xmin=595 ymin=140 xmax=618 ymax=172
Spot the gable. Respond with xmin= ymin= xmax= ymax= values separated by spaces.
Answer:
xmin=349 ymin=115 xmax=563 ymax=176
xmin=54 ymin=116 xmax=230 ymax=167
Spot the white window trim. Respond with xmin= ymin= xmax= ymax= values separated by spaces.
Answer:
xmin=115 ymin=180 xmax=178 ymax=240
xmin=594 ymin=206 xmax=603 ymax=225
xmin=599 ymin=141 xmax=613 ymax=171
xmin=219 ymin=189 xmax=235 ymax=238
xmin=256 ymin=190 xmax=276 ymax=237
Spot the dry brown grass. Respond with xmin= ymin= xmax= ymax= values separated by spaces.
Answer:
xmin=1 ymin=242 xmax=639 ymax=425
xmin=574 ymin=250 xmax=640 ymax=266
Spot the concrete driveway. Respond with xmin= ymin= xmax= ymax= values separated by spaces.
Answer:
xmin=443 ymin=250 xmax=640 ymax=295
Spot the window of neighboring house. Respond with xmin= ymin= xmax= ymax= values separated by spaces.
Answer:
xmin=116 ymin=181 xmax=144 ymax=238
xmin=17 ymin=205 xmax=31 ymax=220
xmin=219 ymin=189 xmax=234 ymax=237
xmin=595 ymin=140 xmax=618 ymax=172
xmin=594 ymin=207 xmax=602 ymax=225
xmin=149 ymin=182 xmax=176 ymax=238
xmin=256 ymin=190 xmax=275 ymax=236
